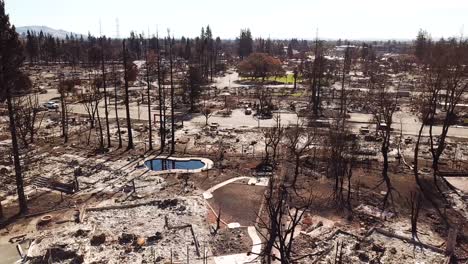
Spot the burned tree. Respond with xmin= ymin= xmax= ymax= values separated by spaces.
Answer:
xmin=201 ymin=101 xmax=213 ymax=126
xmin=111 ymin=64 xmax=123 ymax=149
xmin=340 ymin=43 xmax=352 ymax=116
xmin=57 ymin=78 xmax=76 ymax=143
xmin=99 ymin=37 xmax=112 ymax=148
xmin=326 ymin=120 xmax=355 ymax=208
xmin=422 ymin=40 xmax=468 ymax=193
xmin=257 ymin=175 xmax=311 ymax=264
xmin=156 ymin=35 xmax=166 ymax=151
xmin=122 ymin=40 xmax=134 ymax=150
xmin=0 ymin=0 xmax=29 ymax=214
xmin=94 ymin=86 xmax=105 ymax=151
xmin=411 ymin=39 xmax=468 ymax=227
xmin=284 ymin=121 xmax=316 ymax=189
xmin=409 ymin=191 xmax=422 ymax=241
xmin=366 ymin=64 xmax=399 ymax=209
xmin=412 ymin=119 xmax=448 ymax=226
xmin=169 ymin=34 xmax=176 ymax=153
xmin=262 ymin=114 xmax=284 ymax=166
xmin=255 ymin=86 xmax=273 ymax=119
xmin=144 ymin=39 xmax=155 ymax=151
xmin=80 ymin=75 xmax=104 ymax=148
xmin=14 ymin=93 xmax=43 ymax=148
xmin=306 ymin=38 xmax=327 ymax=118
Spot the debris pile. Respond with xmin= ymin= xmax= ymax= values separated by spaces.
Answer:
xmin=24 ymin=197 xmax=211 ymax=263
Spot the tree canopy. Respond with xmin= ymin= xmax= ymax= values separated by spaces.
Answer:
xmin=237 ymin=52 xmax=284 ymax=80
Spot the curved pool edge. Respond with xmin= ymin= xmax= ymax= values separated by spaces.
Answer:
xmin=143 ymin=156 xmax=214 ymax=174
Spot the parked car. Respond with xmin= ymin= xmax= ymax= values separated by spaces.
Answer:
xmin=253 ymin=163 xmax=274 ymax=177
xmin=43 ymin=101 xmax=59 ymax=109
xmin=359 ymin=126 xmax=370 ymax=135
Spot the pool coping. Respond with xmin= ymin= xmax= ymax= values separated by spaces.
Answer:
xmin=143 ymin=156 xmax=214 ymax=174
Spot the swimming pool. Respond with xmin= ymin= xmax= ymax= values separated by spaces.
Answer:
xmin=144 ymin=158 xmax=206 ymax=172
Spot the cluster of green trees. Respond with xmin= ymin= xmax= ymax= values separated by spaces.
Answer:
xmin=22 ymin=25 xmax=363 ymax=75
xmin=22 ymin=27 xmax=224 ymax=72
xmin=414 ymin=29 xmax=468 ymax=64
xmin=24 ymin=30 xmax=117 ymax=66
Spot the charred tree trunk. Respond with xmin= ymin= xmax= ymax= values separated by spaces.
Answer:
xmin=169 ymin=38 xmax=175 ymax=153
xmin=123 ymin=40 xmax=134 ymax=150
xmin=340 ymin=46 xmax=350 ymax=116
xmin=157 ymin=37 xmax=165 ymax=151
xmin=346 ymin=162 xmax=353 ymax=212
xmin=145 ymin=40 xmax=153 ymax=151
xmin=161 ymin=70 xmax=166 ymax=151
xmin=410 ymin=191 xmax=421 ymax=240
xmin=413 ymin=123 xmax=449 ymax=227
xmin=6 ymin=90 xmax=28 ymax=214
xmin=96 ymin=99 xmax=104 ymax=150
xmin=59 ymin=89 xmax=68 ymax=143
xmin=293 ymin=154 xmax=300 ymax=188
xmin=100 ymin=38 xmax=111 ymax=148
xmin=293 ymin=69 xmax=298 ymax=91
xmin=113 ymin=66 xmax=122 ymax=149
xmin=381 ymin=140 xmax=393 ymax=209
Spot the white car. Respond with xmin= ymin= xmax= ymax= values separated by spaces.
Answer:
xmin=43 ymin=101 xmax=59 ymax=109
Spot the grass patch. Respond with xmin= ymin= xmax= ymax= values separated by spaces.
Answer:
xmin=291 ymin=92 xmax=304 ymax=97
xmin=241 ymin=74 xmax=302 ymax=84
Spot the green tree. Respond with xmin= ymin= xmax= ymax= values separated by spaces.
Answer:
xmin=238 ymin=29 xmax=253 ymax=59
xmin=415 ymin=29 xmax=429 ymax=62
xmin=0 ymin=0 xmax=29 ymax=214
xmin=185 ymin=65 xmax=203 ymax=112
xmin=237 ymin=53 xmax=284 ymax=81
xmin=287 ymin=42 xmax=293 ymax=59
xmin=25 ymin=30 xmax=38 ymax=64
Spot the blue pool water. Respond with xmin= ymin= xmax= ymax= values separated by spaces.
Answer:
xmin=144 ymin=158 xmax=206 ymax=171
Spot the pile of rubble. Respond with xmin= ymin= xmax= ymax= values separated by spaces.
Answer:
xmin=294 ymin=228 xmax=448 ymax=263
xmin=293 ymin=213 xmax=449 ymax=263
xmin=24 ymin=197 xmax=211 ymax=263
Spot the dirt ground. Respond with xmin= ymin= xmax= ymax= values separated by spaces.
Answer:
xmin=210 ymin=227 xmax=252 ymax=256
xmin=209 ymin=183 xmax=265 ymax=226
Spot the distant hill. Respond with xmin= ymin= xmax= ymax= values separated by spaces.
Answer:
xmin=16 ymin=26 xmax=84 ymax=39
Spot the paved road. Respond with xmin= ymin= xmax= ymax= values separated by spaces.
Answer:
xmin=37 ymin=69 xmax=468 ymax=139
xmin=348 ymin=112 xmax=468 ymax=139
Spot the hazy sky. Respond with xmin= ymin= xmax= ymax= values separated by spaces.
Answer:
xmin=5 ymin=0 xmax=468 ymax=40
